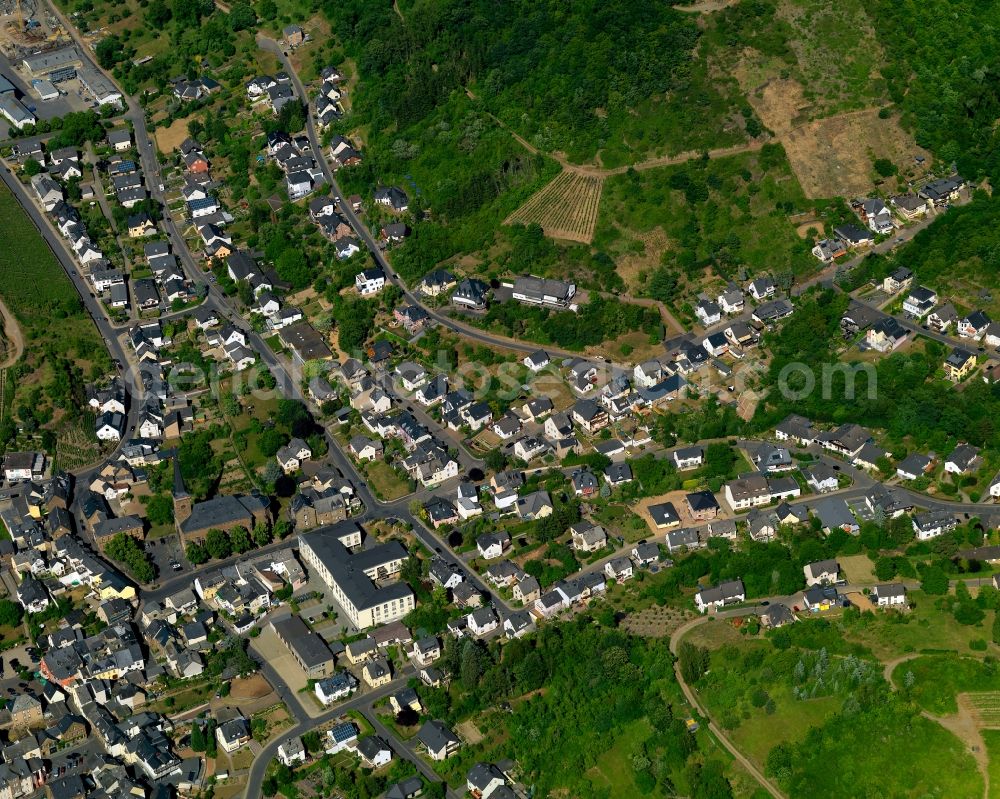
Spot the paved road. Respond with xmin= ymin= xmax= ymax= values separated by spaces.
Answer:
xmin=241 ymin=674 xmax=407 ymax=799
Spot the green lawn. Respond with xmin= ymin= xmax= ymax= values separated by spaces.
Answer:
xmin=894 ymin=654 xmax=1000 ymax=715
xmin=363 ymin=461 xmax=412 ymax=501
xmin=730 ymin=687 xmax=841 ymax=765
xmin=841 ymin=593 xmax=996 ymax=661
xmin=585 ymin=718 xmax=654 ymax=797
xmin=982 ymin=729 xmax=1000 ymax=799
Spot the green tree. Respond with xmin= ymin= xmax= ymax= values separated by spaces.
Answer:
xmin=228 ymin=0 xmax=256 ymax=30
xmin=147 ymin=0 xmax=172 ymax=26
xmin=230 ymin=526 xmax=252 ymax=554
xmin=146 ymin=494 xmax=174 ymax=525
xmin=920 ymin=564 xmax=949 ymax=595
xmin=205 ymin=528 xmax=232 ymax=560
xmin=253 ymin=521 xmax=271 ymax=547
xmin=22 ymin=159 xmax=42 ymax=177
xmin=190 ymin=721 xmax=206 ymax=752
xmin=678 ymin=641 xmax=710 ymax=684
xmin=0 ymin=599 xmax=23 ymax=628
xmin=186 ymin=541 xmax=208 ymax=565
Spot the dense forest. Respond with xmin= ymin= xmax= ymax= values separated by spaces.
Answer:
xmin=872 ymin=0 xmax=1000 ymax=181
xmin=323 ymin=0 xmax=751 ymax=166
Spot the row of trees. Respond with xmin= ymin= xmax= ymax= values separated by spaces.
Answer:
xmin=185 ymin=520 xmax=283 ymax=564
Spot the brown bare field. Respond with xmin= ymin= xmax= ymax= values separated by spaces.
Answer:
xmin=795 ymin=220 xmax=822 ymax=239
xmin=456 ymin=720 xmax=485 ymax=745
xmin=505 ymin=171 xmax=604 ymax=244
xmin=749 ymin=79 xmax=929 ymax=198
xmin=633 ymin=489 xmax=732 ymax=534
xmin=154 ymin=118 xmax=190 ymax=155
xmin=230 ymin=674 xmax=272 ymax=701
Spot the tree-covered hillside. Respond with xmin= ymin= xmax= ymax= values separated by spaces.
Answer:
xmin=323 ymin=0 xmax=754 ymax=165
xmin=872 ymin=0 xmax=1000 ymax=181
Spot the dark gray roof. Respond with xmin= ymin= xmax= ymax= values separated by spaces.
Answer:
xmin=180 ymin=493 xmax=268 ymax=534
xmin=298 ymin=524 xmax=412 ymax=612
xmin=271 ymin=615 xmax=333 ymax=668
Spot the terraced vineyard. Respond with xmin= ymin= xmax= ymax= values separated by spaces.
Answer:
xmin=505 ymin=170 xmax=604 ymax=243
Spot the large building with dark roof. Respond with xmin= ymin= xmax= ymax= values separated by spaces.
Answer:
xmin=270 ymin=614 xmax=336 ymax=678
xmin=298 ymin=523 xmax=414 ymax=629
xmin=172 ymin=456 xmax=269 ymax=543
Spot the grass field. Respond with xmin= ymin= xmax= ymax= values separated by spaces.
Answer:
xmin=838 ymin=553 xmax=876 ymax=584
xmin=896 ymin=654 xmax=1000 ymax=715
xmin=841 ymin=593 xmax=994 ymax=661
xmin=982 ymin=729 xmax=1000 ymax=798
xmin=363 ymin=461 xmax=412 ymax=500
xmin=585 ymin=718 xmax=652 ymax=796
xmin=505 ymin=171 xmax=604 ymax=244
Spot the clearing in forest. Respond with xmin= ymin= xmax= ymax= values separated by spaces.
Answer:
xmin=505 ymin=171 xmax=603 ymax=244
xmin=749 ymin=80 xmax=930 ymax=198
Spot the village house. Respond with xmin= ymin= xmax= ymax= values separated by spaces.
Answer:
xmin=870 ymin=583 xmax=907 ymax=607
xmin=695 ymin=580 xmax=746 ymax=613
xmin=944 ymin=347 xmax=977 ymax=381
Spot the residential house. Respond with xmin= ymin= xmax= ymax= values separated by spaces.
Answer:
xmin=649 ymin=501 xmax=680 ymax=529
xmin=452 ymin=278 xmax=490 ymax=310
xmin=685 ymin=490 xmax=719 ymax=520
xmin=944 ymin=347 xmax=977 ymax=381
xmin=416 ymin=720 xmax=460 ymax=761
xmin=355 ymin=268 xmax=386 ymax=295
xmin=870 ymin=583 xmax=907 ymax=607
xmin=695 ymin=299 xmax=722 ymax=326
xmin=912 ymin=510 xmax=958 ymax=541
xmin=356 ymin=736 xmax=393 ymax=768
xmin=903 ymin=286 xmax=937 ymax=318
xmin=694 ymin=580 xmax=746 ymax=613
xmin=881 ymin=266 xmax=914 ymax=294
xmin=928 ymin=303 xmax=959 ymax=333
xmin=896 ymin=453 xmax=933 ymax=481
xmin=890 ymin=195 xmax=928 ymax=220
xmin=672 ymin=446 xmax=704 ymax=470
xmin=804 ymin=559 xmax=840 ymax=586
xmin=860 ymin=198 xmax=893 ymax=233
xmin=665 ymin=527 xmax=701 ymax=553
xmin=605 ymin=556 xmax=634 ymax=583
xmin=570 ymin=522 xmax=607 ymax=553
xmin=476 ymin=532 xmax=510 ymax=560
xmin=959 ymin=310 xmax=992 ymax=340
xmin=803 ymin=463 xmax=838 ymax=493
xmin=723 ymin=474 xmax=771 ymax=511
xmin=866 ymin=317 xmax=908 ymax=352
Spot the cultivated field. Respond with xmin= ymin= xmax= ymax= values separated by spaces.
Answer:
xmin=505 ymin=170 xmax=604 ymax=244
xmin=969 ymin=693 xmax=1000 ymax=728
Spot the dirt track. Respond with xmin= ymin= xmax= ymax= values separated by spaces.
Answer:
xmin=0 ymin=296 xmax=24 ymax=369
